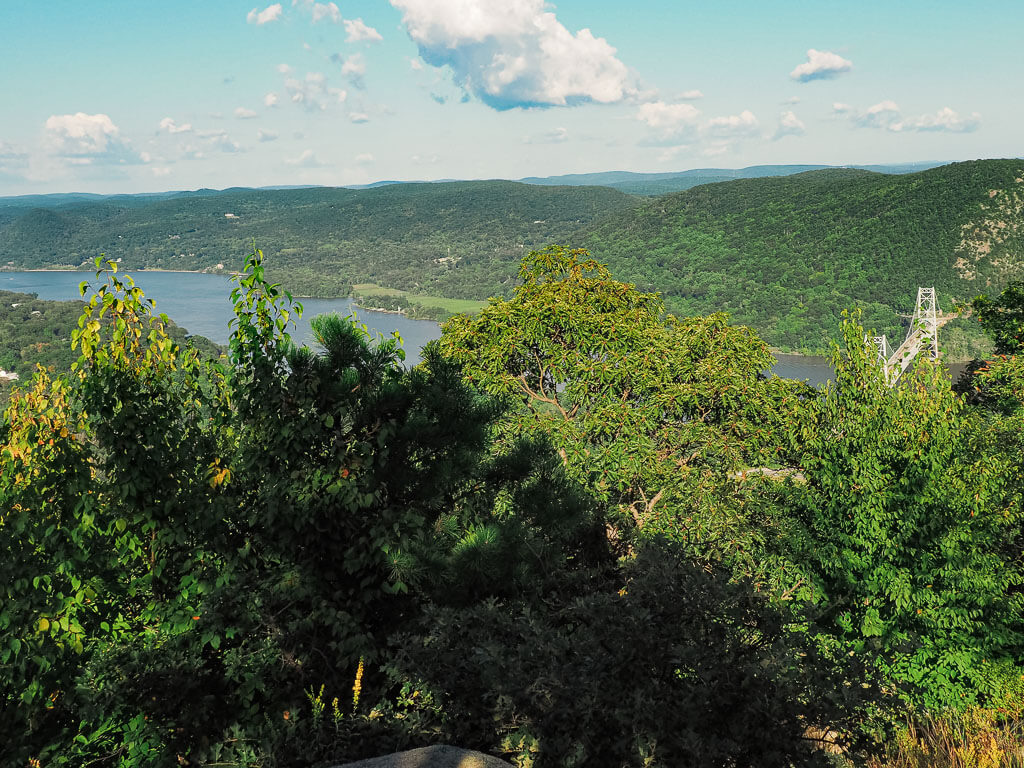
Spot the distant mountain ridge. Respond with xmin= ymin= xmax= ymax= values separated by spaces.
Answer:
xmin=0 ymin=161 xmax=948 ymax=207
xmin=520 ymin=162 xmax=948 ymax=195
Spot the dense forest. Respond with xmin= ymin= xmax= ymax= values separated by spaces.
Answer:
xmin=1 ymin=160 xmax=1021 ymax=355
xmin=2 ymin=246 xmax=1023 ymax=767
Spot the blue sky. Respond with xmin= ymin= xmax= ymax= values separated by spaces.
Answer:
xmin=1 ymin=0 xmax=1020 ymax=194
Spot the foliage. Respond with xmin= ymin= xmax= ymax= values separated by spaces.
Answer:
xmin=787 ymin=312 xmax=1023 ymax=711
xmin=972 ymin=281 xmax=1024 ymax=355
xmin=439 ymin=245 xmax=813 ymax=583
xmin=398 ymin=543 xmax=867 ymax=768
xmin=0 ymin=288 xmax=221 ymax=407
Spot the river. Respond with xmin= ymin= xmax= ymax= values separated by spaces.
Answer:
xmin=1 ymin=271 xmax=441 ymax=366
xmin=5 ymin=271 xmax=961 ymax=387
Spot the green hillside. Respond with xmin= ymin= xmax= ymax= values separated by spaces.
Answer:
xmin=583 ymin=159 xmax=1024 ymax=355
xmin=3 ymin=161 xmax=1021 ymax=355
xmin=0 ymin=181 xmax=637 ymax=300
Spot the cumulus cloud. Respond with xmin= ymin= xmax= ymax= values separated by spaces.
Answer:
xmin=705 ymin=109 xmax=759 ymax=137
xmin=636 ymin=101 xmax=700 ymax=135
xmin=790 ymin=49 xmax=853 ymax=82
xmin=409 ymin=57 xmax=424 ymax=71
xmin=832 ymin=102 xmax=853 ymax=114
xmin=284 ymin=71 xmax=348 ymax=110
xmin=524 ymin=127 xmax=569 ymax=144
xmin=890 ymin=106 xmax=980 ymax=133
xmin=159 ymin=117 xmax=192 ymax=134
xmin=44 ymin=113 xmax=144 ymax=165
xmin=247 ymin=3 xmax=283 ymax=25
xmin=349 ymin=112 xmax=370 ymax=123
xmin=151 ymin=166 xmax=172 ymax=177
xmin=257 ymin=129 xmax=279 ymax=142
xmin=851 ymin=100 xmax=901 ymax=129
xmin=287 ymin=149 xmax=325 ymax=167
xmin=345 ymin=18 xmax=382 ymax=42
xmin=311 ymin=2 xmax=341 ymax=23
xmin=234 ymin=107 xmax=258 ymax=119
xmin=677 ymin=89 xmax=704 ymax=100
xmin=354 ymin=152 xmax=374 ymax=164
xmin=389 ymin=0 xmax=637 ymax=109
xmin=774 ymin=110 xmax=806 ymax=139
xmin=264 ymin=92 xmax=279 ymax=107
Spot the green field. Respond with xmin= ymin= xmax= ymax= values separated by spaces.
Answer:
xmin=353 ymin=282 xmax=488 ymax=315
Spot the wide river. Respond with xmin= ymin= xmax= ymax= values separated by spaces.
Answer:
xmin=3 ymin=270 xmax=840 ymax=384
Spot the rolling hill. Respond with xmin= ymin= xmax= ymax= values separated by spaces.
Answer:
xmin=582 ymin=159 xmax=1024 ymax=355
xmin=2 ymin=160 xmax=1021 ymax=356
xmin=0 ymin=181 xmax=637 ymax=300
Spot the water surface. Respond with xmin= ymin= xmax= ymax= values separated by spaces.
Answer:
xmin=1 ymin=271 xmax=441 ymax=365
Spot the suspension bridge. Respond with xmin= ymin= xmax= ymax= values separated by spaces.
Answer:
xmin=870 ymin=287 xmax=959 ymax=386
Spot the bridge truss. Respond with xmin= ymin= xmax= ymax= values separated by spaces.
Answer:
xmin=870 ymin=287 xmax=953 ymax=386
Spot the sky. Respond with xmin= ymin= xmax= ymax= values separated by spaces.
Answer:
xmin=1 ymin=0 xmax=1021 ymax=195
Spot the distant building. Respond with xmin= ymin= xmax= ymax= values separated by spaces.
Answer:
xmin=0 ymin=369 xmax=19 ymax=381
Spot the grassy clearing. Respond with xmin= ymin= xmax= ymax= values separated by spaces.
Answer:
xmin=352 ymin=283 xmax=487 ymax=315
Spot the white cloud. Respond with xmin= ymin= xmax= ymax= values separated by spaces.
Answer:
xmin=247 ymin=3 xmax=283 ymax=25
xmin=264 ymin=92 xmax=279 ymax=107
xmin=636 ymin=101 xmax=700 ymax=134
xmin=311 ymin=2 xmax=341 ymax=23
xmin=284 ymin=71 xmax=348 ymax=110
xmin=257 ymin=129 xmax=279 ymax=142
xmin=409 ymin=57 xmax=423 ymax=71
xmin=524 ymin=127 xmax=569 ymax=144
xmin=705 ymin=109 xmax=759 ymax=137
xmin=287 ymin=149 xmax=325 ymax=167
xmin=790 ymin=49 xmax=853 ymax=82
xmin=345 ymin=18 xmax=382 ymax=42
xmin=890 ymin=106 xmax=980 ymax=133
xmin=832 ymin=102 xmax=853 ymax=114
xmin=852 ymin=100 xmax=901 ymax=128
xmin=783 ymin=96 xmax=800 ymax=105
xmin=677 ymin=89 xmax=704 ymax=100
xmin=195 ymin=128 xmax=243 ymax=153
xmin=234 ymin=107 xmax=259 ymax=119
xmin=774 ymin=110 xmax=806 ymax=139
xmin=339 ymin=52 xmax=364 ymax=77
xmin=349 ymin=112 xmax=370 ymax=123
xmin=278 ymin=63 xmax=293 ymax=74
xmin=159 ymin=117 xmax=193 ymax=134
xmin=354 ymin=152 xmax=374 ymax=164
xmin=389 ymin=0 xmax=637 ymax=109
xmin=151 ymin=166 xmax=172 ymax=177
xmin=44 ymin=113 xmax=144 ymax=165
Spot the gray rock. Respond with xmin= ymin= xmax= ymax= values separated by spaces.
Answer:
xmin=332 ymin=745 xmax=514 ymax=768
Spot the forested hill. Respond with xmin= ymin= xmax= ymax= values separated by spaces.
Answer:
xmin=582 ymin=159 xmax=1024 ymax=355
xmin=3 ymin=161 xmax=1022 ymax=355
xmin=0 ymin=181 xmax=636 ymax=299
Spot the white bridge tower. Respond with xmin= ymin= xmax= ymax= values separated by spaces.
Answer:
xmin=871 ymin=287 xmax=946 ymax=386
